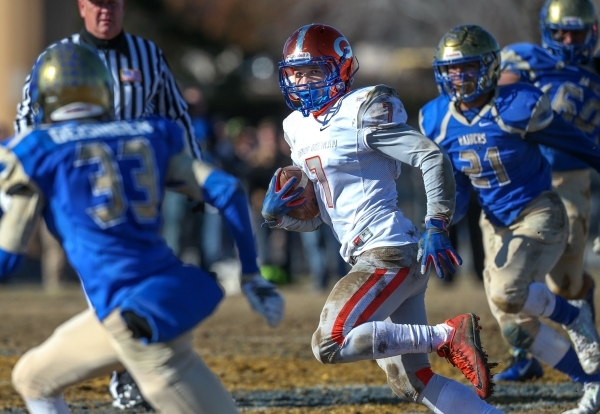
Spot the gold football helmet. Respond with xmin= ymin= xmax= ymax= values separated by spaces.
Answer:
xmin=31 ymin=42 xmax=113 ymax=123
xmin=540 ymin=0 xmax=598 ymax=65
xmin=433 ymin=25 xmax=500 ymax=103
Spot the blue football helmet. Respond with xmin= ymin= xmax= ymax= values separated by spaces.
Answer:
xmin=433 ymin=25 xmax=501 ymax=103
xmin=540 ymin=0 xmax=598 ymax=65
xmin=278 ymin=24 xmax=359 ymax=117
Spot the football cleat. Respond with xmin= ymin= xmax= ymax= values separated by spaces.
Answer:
xmin=494 ymin=347 xmax=544 ymax=382
xmin=564 ymin=300 xmax=600 ymax=375
xmin=437 ymin=313 xmax=496 ymax=399
xmin=109 ymin=370 xmax=153 ymax=411
xmin=563 ymin=382 xmax=600 ymax=414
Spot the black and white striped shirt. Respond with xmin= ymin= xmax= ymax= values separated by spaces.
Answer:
xmin=15 ymin=29 xmax=201 ymax=159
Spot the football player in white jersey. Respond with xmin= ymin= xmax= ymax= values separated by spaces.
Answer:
xmin=261 ymin=24 xmax=502 ymax=414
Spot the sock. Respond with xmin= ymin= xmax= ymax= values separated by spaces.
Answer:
xmin=417 ymin=374 xmax=503 ymax=414
xmin=549 ymin=296 xmax=580 ymax=326
xmin=530 ymin=323 xmax=571 ymax=367
xmin=522 ymin=282 xmax=579 ymax=325
xmin=337 ymin=321 xmax=452 ymax=361
xmin=24 ymin=396 xmax=70 ymax=414
xmin=371 ymin=321 xmax=451 ymax=358
xmin=555 ymin=348 xmax=600 ymax=384
xmin=522 ymin=281 xmax=556 ymax=317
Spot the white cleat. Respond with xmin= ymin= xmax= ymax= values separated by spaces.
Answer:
xmin=564 ymin=300 xmax=600 ymax=375
xmin=563 ymin=382 xmax=600 ymax=414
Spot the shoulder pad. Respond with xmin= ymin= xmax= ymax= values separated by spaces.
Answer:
xmin=357 ymin=85 xmax=407 ymax=129
xmin=501 ymin=43 xmax=563 ymax=73
xmin=496 ymin=83 xmax=552 ymax=133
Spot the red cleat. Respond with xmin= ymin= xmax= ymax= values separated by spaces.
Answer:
xmin=437 ymin=313 xmax=495 ymax=399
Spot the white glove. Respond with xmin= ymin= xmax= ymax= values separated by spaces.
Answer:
xmin=241 ymin=274 xmax=284 ymax=327
xmin=594 ymin=236 xmax=600 ymax=256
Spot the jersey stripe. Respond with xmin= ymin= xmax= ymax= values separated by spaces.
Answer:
xmin=353 ymin=267 xmax=410 ymax=327
xmin=331 ymin=268 xmax=387 ymax=346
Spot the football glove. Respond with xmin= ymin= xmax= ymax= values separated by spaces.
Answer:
xmin=261 ymin=169 xmax=306 ymax=221
xmin=417 ymin=218 xmax=463 ymax=279
xmin=241 ymin=274 xmax=285 ymax=327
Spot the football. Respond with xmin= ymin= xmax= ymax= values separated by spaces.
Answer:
xmin=277 ymin=166 xmax=320 ymax=221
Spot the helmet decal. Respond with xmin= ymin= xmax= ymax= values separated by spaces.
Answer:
xmin=334 ymin=37 xmax=352 ymax=58
xmin=295 ymin=25 xmax=310 ymax=53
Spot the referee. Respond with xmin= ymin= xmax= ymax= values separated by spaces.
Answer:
xmin=15 ymin=0 xmax=200 ymax=158
xmin=14 ymin=0 xmax=199 ymax=409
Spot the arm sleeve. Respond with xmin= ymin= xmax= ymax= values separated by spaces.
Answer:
xmin=202 ymin=170 xmax=259 ymax=274
xmin=526 ymin=115 xmax=600 ymax=173
xmin=157 ymin=51 xmax=201 ymax=159
xmin=365 ymin=124 xmax=456 ymax=222
xmin=273 ymin=214 xmax=323 ymax=232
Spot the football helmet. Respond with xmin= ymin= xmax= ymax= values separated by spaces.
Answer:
xmin=30 ymin=42 xmax=113 ymax=124
xmin=278 ymin=24 xmax=359 ymax=116
xmin=433 ymin=25 xmax=501 ymax=103
xmin=540 ymin=0 xmax=598 ymax=65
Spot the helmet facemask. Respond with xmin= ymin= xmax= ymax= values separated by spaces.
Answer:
xmin=434 ymin=52 xmax=499 ymax=103
xmin=279 ymin=52 xmax=351 ymax=117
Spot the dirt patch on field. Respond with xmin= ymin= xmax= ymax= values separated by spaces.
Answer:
xmin=0 ymin=272 xmax=580 ymax=412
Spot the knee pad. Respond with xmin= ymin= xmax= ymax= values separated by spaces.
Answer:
xmin=490 ymin=290 xmax=527 ymax=314
xmin=311 ymin=329 xmax=341 ymax=364
xmin=500 ymin=320 xmax=538 ymax=349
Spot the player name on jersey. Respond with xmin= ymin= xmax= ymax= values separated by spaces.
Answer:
xmin=47 ymin=121 xmax=155 ymax=144
xmin=296 ymin=139 xmax=338 ymax=158
xmin=458 ymin=133 xmax=487 ymax=146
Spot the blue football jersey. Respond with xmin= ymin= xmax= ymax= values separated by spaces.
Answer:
xmin=502 ymin=43 xmax=600 ymax=171
xmin=7 ymin=116 xmax=185 ymax=320
xmin=419 ymin=83 xmax=553 ymax=227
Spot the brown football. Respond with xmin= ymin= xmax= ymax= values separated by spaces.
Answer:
xmin=277 ymin=166 xmax=320 ymax=221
